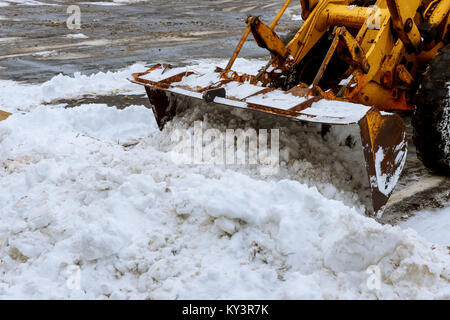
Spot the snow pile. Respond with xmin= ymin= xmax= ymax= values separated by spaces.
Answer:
xmin=0 ymin=102 xmax=449 ymax=299
xmin=0 ymin=60 xmax=449 ymax=299
xmin=80 ymin=0 xmax=174 ymax=6
xmin=0 ymin=63 xmax=146 ymax=113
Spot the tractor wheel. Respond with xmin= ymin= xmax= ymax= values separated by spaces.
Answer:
xmin=412 ymin=44 xmax=450 ymax=174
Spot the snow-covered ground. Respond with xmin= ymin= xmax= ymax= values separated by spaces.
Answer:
xmin=0 ymin=60 xmax=449 ymax=299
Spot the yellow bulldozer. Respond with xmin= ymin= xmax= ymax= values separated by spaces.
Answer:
xmin=131 ymin=0 xmax=449 ymax=214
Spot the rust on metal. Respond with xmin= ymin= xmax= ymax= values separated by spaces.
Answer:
xmin=0 ymin=110 xmax=11 ymax=122
xmin=246 ymin=102 xmax=315 ymax=118
xmin=337 ymin=27 xmax=370 ymax=73
xmin=159 ymin=72 xmax=195 ymax=85
xmin=288 ymin=85 xmax=312 ymax=97
xmin=217 ymin=67 xmax=257 ymax=83
xmin=132 ymin=63 xmax=164 ymax=79
xmin=395 ymin=64 xmax=414 ymax=87
xmin=358 ymin=108 xmax=408 ymax=213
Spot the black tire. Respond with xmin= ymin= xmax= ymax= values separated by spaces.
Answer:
xmin=412 ymin=44 xmax=450 ymax=174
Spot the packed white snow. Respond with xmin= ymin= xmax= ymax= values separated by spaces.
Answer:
xmin=0 ymin=60 xmax=449 ymax=299
xmin=400 ymin=207 xmax=450 ymax=247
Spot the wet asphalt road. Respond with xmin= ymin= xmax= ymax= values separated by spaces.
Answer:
xmin=0 ymin=0 xmax=300 ymax=81
xmin=0 ymin=0 xmax=449 ymax=224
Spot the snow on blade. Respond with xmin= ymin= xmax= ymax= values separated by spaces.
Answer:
xmin=400 ymin=207 xmax=450 ymax=247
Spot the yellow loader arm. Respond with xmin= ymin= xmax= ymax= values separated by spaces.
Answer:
xmin=131 ymin=0 xmax=449 ymax=215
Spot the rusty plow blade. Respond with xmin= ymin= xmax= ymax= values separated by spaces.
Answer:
xmin=130 ymin=64 xmax=408 ymax=215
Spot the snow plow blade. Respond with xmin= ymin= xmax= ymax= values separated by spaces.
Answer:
xmin=130 ymin=64 xmax=408 ymax=215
